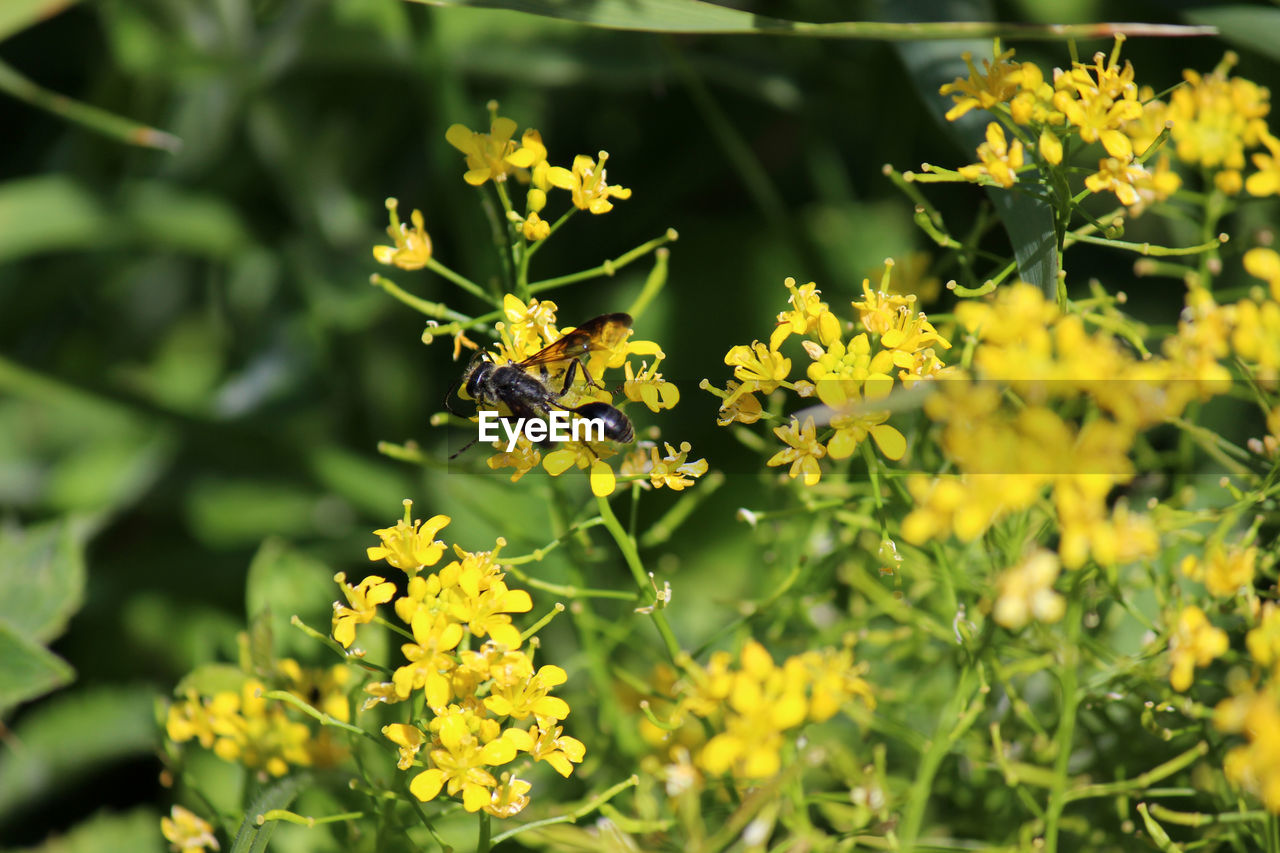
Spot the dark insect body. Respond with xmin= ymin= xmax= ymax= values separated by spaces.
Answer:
xmin=447 ymin=313 xmax=636 ymax=453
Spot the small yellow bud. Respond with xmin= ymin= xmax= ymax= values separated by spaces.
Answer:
xmin=1038 ymin=129 xmax=1063 ymax=165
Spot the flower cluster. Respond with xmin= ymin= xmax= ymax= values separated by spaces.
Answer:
xmin=462 ymin=294 xmax=704 ymax=497
xmin=654 ymin=640 xmax=874 ymax=781
xmin=161 ymin=805 xmax=219 ymax=853
xmin=1213 ymin=603 xmax=1280 ymax=810
xmin=703 ymin=269 xmax=950 ymax=486
xmin=345 ymin=500 xmax=585 ymax=818
xmin=899 ymin=281 xmax=1256 ymax=568
xmin=373 ymin=104 xmax=633 ymax=274
xmin=940 ymin=39 xmax=1280 ymax=211
xmin=165 ymin=660 xmax=351 ymax=777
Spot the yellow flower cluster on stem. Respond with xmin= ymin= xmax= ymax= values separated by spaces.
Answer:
xmin=353 ymin=500 xmax=584 ymax=817
xmin=705 ymin=268 xmax=950 ymax=487
xmin=165 ymin=661 xmax=351 ymax=778
xmin=673 ymin=640 xmax=874 ymax=780
xmin=900 ymin=282 xmax=1248 ymax=569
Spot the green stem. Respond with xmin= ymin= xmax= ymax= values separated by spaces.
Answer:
xmin=897 ymin=666 xmax=983 ymax=850
xmin=595 ymin=494 xmax=682 ymax=663
xmin=490 ymin=776 xmax=639 ymax=845
xmin=423 ymin=257 xmax=496 ymax=306
xmin=477 ymin=810 xmax=491 ymax=853
xmin=527 ymin=228 xmax=678 ymax=293
xmin=370 ymin=274 xmax=472 ymax=320
xmin=1044 ymin=590 xmax=1084 ymax=853
xmin=0 ymin=58 xmax=181 ymax=152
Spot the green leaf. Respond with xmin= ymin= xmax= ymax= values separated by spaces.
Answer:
xmin=0 ymin=686 xmax=157 ymax=819
xmin=245 ymin=539 xmax=338 ymax=663
xmin=0 ymin=622 xmax=74 ymax=715
xmin=0 ymin=518 xmax=87 ymax=644
xmin=989 ymin=186 xmax=1058 ymax=297
xmin=4 ymin=807 xmax=165 ymax=853
xmin=228 ymin=776 xmax=305 ymax=853
xmin=1185 ymin=6 xmax=1280 ymax=62
xmin=0 ymin=177 xmax=112 ymax=264
xmin=414 ymin=0 xmax=1216 ymax=39
xmin=184 ymin=479 xmax=321 ymax=547
xmin=0 ymin=0 xmax=81 ymax=43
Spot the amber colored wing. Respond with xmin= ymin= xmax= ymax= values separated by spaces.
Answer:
xmin=516 ymin=313 xmax=632 ymax=370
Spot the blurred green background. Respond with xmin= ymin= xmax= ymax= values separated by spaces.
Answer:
xmin=2 ymin=0 xmax=1278 ymax=848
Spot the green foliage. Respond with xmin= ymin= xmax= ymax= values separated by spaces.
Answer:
xmin=4 ymin=0 xmax=1280 ymax=850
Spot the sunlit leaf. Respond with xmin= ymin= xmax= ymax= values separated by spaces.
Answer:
xmin=1185 ymin=6 xmax=1280 ymax=62
xmin=0 ymin=0 xmax=81 ymax=43
xmin=0 ymin=623 xmax=74 ymax=715
xmin=0 ymin=518 xmax=87 ymax=644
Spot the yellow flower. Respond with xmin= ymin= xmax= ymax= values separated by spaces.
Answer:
xmin=725 ymin=341 xmax=791 ymax=391
xmin=486 ymin=435 xmax=542 ymax=483
xmin=547 ymin=151 xmax=632 ymax=214
xmin=504 ymin=128 xmax=549 ymax=176
xmin=519 ymin=210 xmax=551 ymax=241
xmin=1123 ymin=85 xmax=1171 ymax=156
xmin=542 ymin=443 xmax=618 ymax=497
xmin=383 ymin=723 xmax=427 ymax=770
xmin=1130 ymin=153 xmax=1182 ymax=212
xmin=1084 ymin=156 xmax=1147 ymax=206
xmin=484 ymin=664 xmax=571 ymax=720
xmin=958 ymin=122 xmax=1024 ymax=188
xmin=648 ymin=441 xmax=709 ymax=491
xmin=992 ymin=551 xmax=1065 ymax=630
xmin=699 ymin=644 xmax=808 ymax=779
xmin=1244 ymin=247 xmax=1280 ymax=302
xmin=331 ymin=572 xmax=396 ymax=649
xmin=623 ymin=357 xmax=680 ymax=412
xmin=767 ymin=416 xmax=826 ymax=486
xmin=524 ymin=716 xmax=587 ymax=777
xmin=1213 ymin=686 xmax=1280 ymax=812
xmin=799 ymin=646 xmax=875 ymax=722
xmin=393 ymin=609 xmax=464 ymax=707
xmin=770 ymin=277 xmax=841 ymax=350
xmin=367 ymin=501 xmax=451 ymax=576
xmin=448 ymin=577 xmax=533 ymax=649
xmin=484 ymin=774 xmax=533 ymax=818
xmin=1232 ymin=297 xmax=1280 ymax=382
xmin=409 ymin=707 xmax=524 ymax=811
xmin=1168 ymin=605 xmax=1228 ymax=692
xmin=1247 ymin=603 xmax=1280 ymax=678
xmin=499 ymin=293 xmax=560 ymax=361
xmin=1038 ymin=129 xmax=1063 ymax=165
xmin=702 ymin=379 xmax=765 ymax=426
xmin=1052 ymin=38 xmax=1143 ymax=159
xmin=938 ymin=44 xmax=1025 ymax=121
xmin=1183 ymin=544 xmax=1258 ymax=597
xmin=1166 ymin=53 xmax=1271 ymax=193
xmin=1247 ymin=133 xmax=1280 ymax=197
xmin=445 ymin=113 xmax=520 ymax=186
xmin=373 ymin=199 xmax=432 ymax=270
xmin=161 ymin=805 xmax=219 ymax=853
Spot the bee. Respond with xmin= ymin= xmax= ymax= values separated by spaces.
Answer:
xmin=447 ymin=313 xmax=636 ymax=453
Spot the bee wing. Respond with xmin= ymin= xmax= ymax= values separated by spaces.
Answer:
xmin=517 ymin=313 xmax=632 ymax=370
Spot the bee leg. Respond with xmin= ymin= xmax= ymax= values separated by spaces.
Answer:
xmin=449 ymin=435 xmax=481 ymax=460
xmin=554 ymin=357 xmax=603 ymax=400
